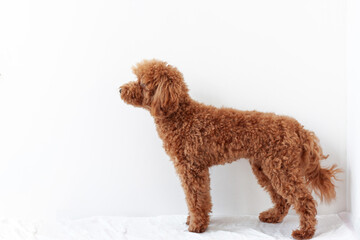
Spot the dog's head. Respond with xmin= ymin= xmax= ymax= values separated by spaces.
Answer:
xmin=120 ymin=59 xmax=189 ymax=118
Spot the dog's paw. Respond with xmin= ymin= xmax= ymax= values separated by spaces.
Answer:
xmin=188 ymin=223 xmax=207 ymax=233
xmin=291 ymin=229 xmax=315 ymax=240
xmin=186 ymin=216 xmax=190 ymax=225
xmin=259 ymin=209 xmax=283 ymax=223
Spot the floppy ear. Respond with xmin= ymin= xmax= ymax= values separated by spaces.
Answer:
xmin=151 ymin=76 xmax=181 ymax=118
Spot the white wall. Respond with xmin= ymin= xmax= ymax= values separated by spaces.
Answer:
xmin=0 ymin=0 xmax=346 ymax=219
xmin=347 ymin=0 xmax=360 ymax=236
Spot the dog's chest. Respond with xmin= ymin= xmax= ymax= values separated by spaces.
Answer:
xmin=154 ymin=120 xmax=186 ymax=155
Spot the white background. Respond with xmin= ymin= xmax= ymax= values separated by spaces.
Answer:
xmin=0 ymin=0 xmax=347 ymax=219
xmin=347 ymin=0 xmax=360 ymax=236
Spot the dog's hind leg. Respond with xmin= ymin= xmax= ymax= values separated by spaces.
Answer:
xmin=177 ymin=165 xmax=212 ymax=233
xmin=262 ymin=158 xmax=317 ymax=240
xmin=250 ymin=163 xmax=290 ymax=223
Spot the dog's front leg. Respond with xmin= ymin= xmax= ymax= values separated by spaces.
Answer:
xmin=177 ymin=165 xmax=212 ymax=233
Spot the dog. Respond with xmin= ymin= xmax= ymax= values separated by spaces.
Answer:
xmin=119 ymin=59 xmax=341 ymax=240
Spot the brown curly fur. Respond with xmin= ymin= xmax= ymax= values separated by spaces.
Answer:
xmin=120 ymin=59 xmax=341 ymax=240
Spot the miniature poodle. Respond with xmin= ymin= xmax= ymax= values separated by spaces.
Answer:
xmin=119 ymin=59 xmax=341 ymax=240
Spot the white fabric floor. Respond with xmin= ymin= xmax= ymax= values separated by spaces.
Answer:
xmin=0 ymin=213 xmax=357 ymax=240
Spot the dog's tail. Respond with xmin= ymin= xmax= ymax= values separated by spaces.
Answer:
xmin=301 ymin=130 xmax=342 ymax=203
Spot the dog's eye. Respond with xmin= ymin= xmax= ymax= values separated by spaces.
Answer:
xmin=140 ymin=83 xmax=146 ymax=89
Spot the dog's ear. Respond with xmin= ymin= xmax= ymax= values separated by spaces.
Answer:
xmin=151 ymin=76 xmax=181 ymax=118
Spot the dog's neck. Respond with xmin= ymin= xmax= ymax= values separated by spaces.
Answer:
xmin=153 ymin=96 xmax=195 ymax=128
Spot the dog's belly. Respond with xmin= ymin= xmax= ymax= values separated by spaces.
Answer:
xmin=208 ymin=151 xmax=248 ymax=166
xmin=190 ymin=139 xmax=251 ymax=166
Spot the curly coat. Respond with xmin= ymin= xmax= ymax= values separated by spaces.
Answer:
xmin=120 ymin=59 xmax=341 ymax=240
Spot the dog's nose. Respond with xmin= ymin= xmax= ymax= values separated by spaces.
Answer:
xmin=119 ymin=88 xmax=122 ymax=94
